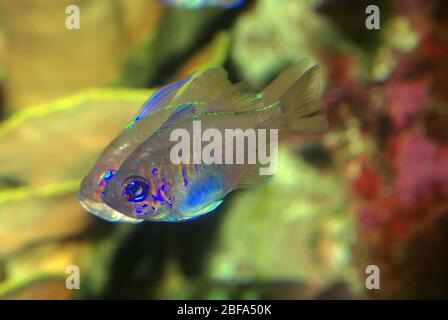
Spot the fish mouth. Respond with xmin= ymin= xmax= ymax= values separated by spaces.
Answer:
xmin=76 ymin=192 xmax=143 ymax=224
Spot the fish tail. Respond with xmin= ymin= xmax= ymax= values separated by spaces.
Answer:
xmin=262 ymin=59 xmax=310 ymax=106
xmin=262 ymin=61 xmax=328 ymax=133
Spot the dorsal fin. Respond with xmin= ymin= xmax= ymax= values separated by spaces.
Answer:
xmin=277 ymin=65 xmax=328 ymax=132
xmin=160 ymin=104 xmax=197 ymax=129
xmin=173 ymin=67 xmax=234 ymax=109
xmin=204 ymin=82 xmax=262 ymax=114
xmin=132 ymin=74 xmax=193 ymax=123
xmin=262 ymin=59 xmax=310 ymax=106
xmin=281 ymin=65 xmax=322 ymax=118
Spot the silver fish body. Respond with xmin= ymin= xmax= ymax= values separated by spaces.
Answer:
xmin=77 ymin=68 xmax=230 ymax=222
xmin=78 ymin=60 xmax=327 ymax=222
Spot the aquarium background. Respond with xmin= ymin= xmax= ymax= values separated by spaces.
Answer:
xmin=0 ymin=0 xmax=447 ymax=299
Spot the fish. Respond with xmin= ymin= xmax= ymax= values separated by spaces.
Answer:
xmin=161 ymin=0 xmax=244 ymax=9
xmin=77 ymin=67 xmax=233 ymax=222
xmin=78 ymin=59 xmax=328 ymax=222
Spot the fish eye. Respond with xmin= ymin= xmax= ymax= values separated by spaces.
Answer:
xmin=98 ymin=169 xmax=116 ymax=187
xmin=121 ymin=176 xmax=149 ymax=203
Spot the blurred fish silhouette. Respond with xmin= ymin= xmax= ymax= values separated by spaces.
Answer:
xmin=77 ymin=60 xmax=327 ymax=222
xmin=161 ymin=0 xmax=244 ymax=9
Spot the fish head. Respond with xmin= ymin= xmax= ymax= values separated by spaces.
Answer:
xmin=77 ymin=73 xmax=195 ymax=223
xmin=101 ymin=150 xmax=174 ymax=221
xmin=77 ymin=139 xmax=143 ymax=223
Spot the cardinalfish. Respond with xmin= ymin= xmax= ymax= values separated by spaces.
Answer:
xmin=161 ymin=0 xmax=244 ymax=9
xmin=77 ymin=59 xmax=328 ymax=222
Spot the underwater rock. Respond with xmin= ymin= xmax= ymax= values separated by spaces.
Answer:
xmin=0 ymin=241 xmax=86 ymax=299
xmin=383 ymin=214 xmax=448 ymax=299
xmin=0 ymin=89 xmax=150 ymax=188
xmin=207 ymin=145 xmax=358 ymax=292
xmin=0 ymin=89 xmax=150 ymax=255
xmin=0 ymin=276 xmax=70 ymax=300
xmin=176 ymin=31 xmax=231 ymax=79
xmin=0 ymin=193 xmax=88 ymax=255
xmin=0 ymin=0 xmax=158 ymax=110
xmin=318 ymin=0 xmax=448 ymax=299
xmin=230 ymin=0 xmax=329 ymax=90
xmin=120 ymin=6 xmax=238 ymax=88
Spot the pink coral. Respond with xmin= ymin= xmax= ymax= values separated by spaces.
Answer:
xmin=383 ymin=81 xmax=427 ymax=130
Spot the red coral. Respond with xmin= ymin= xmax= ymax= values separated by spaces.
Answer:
xmin=319 ymin=0 xmax=448 ymax=298
xmin=383 ymin=81 xmax=427 ymax=130
xmin=351 ymin=159 xmax=382 ymax=200
xmin=391 ymin=131 xmax=439 ymax=206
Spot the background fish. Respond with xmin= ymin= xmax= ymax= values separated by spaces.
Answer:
xmin=161 ymin=0 xmax=244 ymax=9
xmin=96 ymin=60 xmax=328 ymax=222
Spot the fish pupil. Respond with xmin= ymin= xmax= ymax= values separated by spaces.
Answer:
xmin=122 ymin=176 xmax=149 ymax=202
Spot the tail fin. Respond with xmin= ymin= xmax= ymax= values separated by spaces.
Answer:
xmin=264 ymin=62 xmax=328 ymax=133
xmin=262 ymin=59 xmax=310 ymax=106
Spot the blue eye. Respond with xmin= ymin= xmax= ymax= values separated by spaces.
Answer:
xmin=122 ymin=176 xmax=149 ymax=202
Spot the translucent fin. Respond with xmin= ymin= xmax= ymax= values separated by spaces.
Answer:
xmin=132 ymin=74 xmax=193 ymax=123
xmin=279 ymin=65 xmax=328 ymax=132
xmin=238 ymin=165 xmax=272 ymax=189
xmin=262 ymin=59 xmax=310 ymax=106
xmin=204 ymin=82 xmax=261 ymax=113
xmin=173 ymin=67 xmax=233 ymax=108
xmin=160 ymin=104 xmax=197 ymax=129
